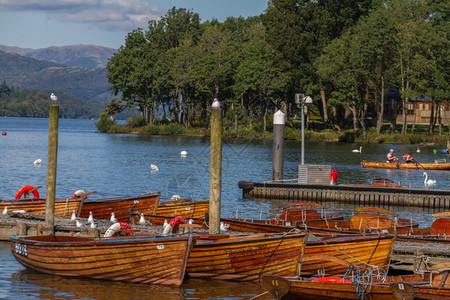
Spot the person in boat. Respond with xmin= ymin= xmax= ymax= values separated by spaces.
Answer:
xmin=403 ymin=150 xmax=414 ymax=163
xmin=386 ymin=149 xmax=398 ymax=163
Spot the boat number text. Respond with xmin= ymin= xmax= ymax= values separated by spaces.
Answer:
xmin=185 ymin=207 xmax=191 ymax=210
xmin=398 ymin=283 xmax=404 ymax=290
xmin=134 ymin=200 xmax=139 ymax=204
xmin=257 ymin=244 xmax=267 ymax=249
xmin=15 ymin=243 xmax=28 ymax=257
xmin=157 ymin=244 xmax=164 ymax=250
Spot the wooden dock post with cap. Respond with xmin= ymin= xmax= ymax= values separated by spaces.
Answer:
xmin=45 ymin=93 xmax=59 ymax=235
xmin=272 ymin=110 xmax=285 ymax=181
xmin=209 ymin=98 xmax=223 ymax=234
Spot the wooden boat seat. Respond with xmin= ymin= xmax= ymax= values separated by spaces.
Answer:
xmin=351 ymin=213 xmax=393 ymax=230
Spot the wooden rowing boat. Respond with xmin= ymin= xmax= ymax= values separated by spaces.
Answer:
xmin=186 ymin=232 xmax=307 ymax=281
xmin=361 ymin=160 xmax=450 ymax=170
xmin=261 ymin=259 xmax=450 ymax=299
xmin=80 ymin=192 xmax=160 ymax=222
xmin=156 ymin=199 xmax=209 ymax=218
xmin=279 ymin=202 xmax=343 ymax=224
xmin=396 ymin=211 xmax=450 ymax=244
xmin=0 ymin=198 xmax=82 ymax=217
xmin=303 ymin=233 xmax=394 ymax=276
xmin=10 ymin=234 xmax=193 ymax=287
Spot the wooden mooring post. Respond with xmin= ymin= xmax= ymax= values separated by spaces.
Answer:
xmin=238 ymin=181 xmax=450 ymax=209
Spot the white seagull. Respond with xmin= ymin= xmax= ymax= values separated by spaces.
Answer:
xmin=220 ymin=222 xmax=229 ymax=232
xmin=90 ymin=222 xmax=97 ymax=229
xmin=139 ymin=214 xmax=146 ymax=225
xmin=76 ymin=220 xmax=83 ymax=227
xmin=423 ymin=172 xmax=436 ymax=187
xmin=171 ymin=195 xmax=181 ymax=201
xmin=352 ymin=146 xmax=362 ymax=153
xmin=33 ymin=159 xmax=42 ymax=165
xmin=2 ymin=207 xmax=7 ymax=215
xmin=50 ymin=93 xmax=58 ymax=102
xmin=163 ymin=219 xmax=168 ymax=230
xmin=110 ymin=213 xmax=117 ymax=223
xmin=150 ymin=164 xmax=159 ymax=171
xmin=87 ymin=211 xmax=94 ymax=223
xmin=71 ymin=210 xmax=76 ymax=221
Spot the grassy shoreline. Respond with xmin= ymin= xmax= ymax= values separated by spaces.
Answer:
xmin=101 ymin=123 xmax=449 ymax=147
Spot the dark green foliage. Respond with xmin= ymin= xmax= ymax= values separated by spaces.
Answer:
xmin=126 ymin=116 xmax=146 ymax=127
xmin=96 ymin=113 xmax=116 ymax=132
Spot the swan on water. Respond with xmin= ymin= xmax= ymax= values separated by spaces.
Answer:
xmin=171 ymin=195 xmax=181 ymax=200
xmin=416 ymin=147 xmax=421 ymax=153
xmin=150 ymin=164 xmax=159 ymax=171
xmin=181 ymin=150 xmax=188 ymax=157
xmin=423 ymin=172 xmax=436 ymax=187
xmin=352 ymin=147 xmax=362 ymax=153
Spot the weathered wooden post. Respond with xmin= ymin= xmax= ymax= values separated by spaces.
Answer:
xmin=272 ymin=110 xmax=285 ymax=181
xmin=45 ymin=93 xmax=59 ymax=235
xmin=209 ymin=98 xmax=223 ymax=234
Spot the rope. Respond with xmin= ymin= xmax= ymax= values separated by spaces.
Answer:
xmin=259 ymin=229 xmax=296 ymax=277
xmin=249 ymin=291 xmax=269 ymax=299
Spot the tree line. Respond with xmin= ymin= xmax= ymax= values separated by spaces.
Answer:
xmin=105 ymin=0 xmax=449 ymax=136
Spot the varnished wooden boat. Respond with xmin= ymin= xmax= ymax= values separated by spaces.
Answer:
xmin=186 ymin=232 xmax=307 ymax=281
xmin=396 ymin=211 xmax=450 ymax=244
xmin=80 ymin=192 xmax=160 ymax=222
xmin=279 ymin=202 xmax=343 ymax=224
xmin=156 ymin=199 xmax=209 ymax=218
xmin=0 ymin=198 xmax=82 ymax=217
xmin=302 ymin=233 xmax=395 ymax=276
xmin=10 ymin=234 xmax=193 ymax=287
xmin=261 ymin=259 xmax=450 ymax=300
xmin=361 ymin=160 xmax=450 ymax=170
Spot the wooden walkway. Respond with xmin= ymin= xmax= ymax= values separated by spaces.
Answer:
xmin=239 ymin=181 xmax=450 ymax=209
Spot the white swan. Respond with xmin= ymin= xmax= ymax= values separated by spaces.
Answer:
xmin=352 ymin=146 xmax=362 ymax=153
xmin=150 ymin=164 xmax=159 ymax=171
xmin=416 ymin=147 xmax=421 ymax=153
xmin=181 ymin=150 xmax=188 ymax=157
xmin=423 ymin=172 xmax=436 ymax=187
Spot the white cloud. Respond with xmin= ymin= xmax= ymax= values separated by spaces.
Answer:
xmin=0 ymin=0 xmax=165 ymax=31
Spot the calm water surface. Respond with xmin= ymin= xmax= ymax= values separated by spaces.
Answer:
xmin=0 ymin=117 xmax=449 ymax=299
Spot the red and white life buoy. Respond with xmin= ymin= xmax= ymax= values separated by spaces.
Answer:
xmin=15 ymin=186 xmax=40 ymax=200
xmin=104 ymin=222 xmax=132 ymax=237
xmin=163 ymin=216 xmax=187 ymax=235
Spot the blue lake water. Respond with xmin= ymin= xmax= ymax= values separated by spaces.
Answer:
xmin=0 ymin=116 xmax=449 ymax=299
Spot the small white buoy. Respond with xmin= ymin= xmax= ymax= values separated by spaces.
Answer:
xmin=76 ymin=220 xmax=82 ymax=227
xmin=170 ymin=195 xmax=181 ymax=200
xmin=33 ymin=159 xmax=42 ymax=165
xmin=90 ymin=222 xmax=97 ymax=229
xmin=87 ymin=211 xmax=94 ymax=223
xmin=181 ymin=150 xmax=188 ymax=157
xmin=71 ymin=210 xmax=76 ymax=221
xmin=150 ymin=164 xmax=159 ymax=171
xmin=139 ymin=214 xmax=146 ymax=225
xmin=2 ymin=207 xmax=7 ymax=215
xmin=110 ymin=213 xmax=117 ymax=223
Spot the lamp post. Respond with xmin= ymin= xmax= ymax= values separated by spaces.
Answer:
xmin=295 ymin=93 xmax=313 ymax=165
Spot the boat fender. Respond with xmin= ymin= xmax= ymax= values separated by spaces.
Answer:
xmin=238 ymin=181 xmax=254 ymax=190
xmin=104 ymin=222 xmax=132 ymax=237
xmin=73 ymin=190 xmax=86 ymax=198
xmin=163 ymin=216 xmax=187 ymax=235
xmin=311 ymin=277 xmax=352 ymax=283
xmin=330 ymin=169 xmax=338 ymax=185
xmin=15 ymin=186 xmax=40 ymax=200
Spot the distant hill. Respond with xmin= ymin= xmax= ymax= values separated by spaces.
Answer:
xmin=0 ymin=51 xmax=113 ymax=105
xmin=0 ymin=44 xmax=116 ymax=68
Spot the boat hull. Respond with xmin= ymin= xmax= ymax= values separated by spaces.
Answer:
xmin=303 ymin=234 xmax=395 ymax=275
xmin=187 ymin=232 xmax=306 ymax=281
xmin=0 ymin=198 xmax=82 ymax=217
xmin=10 ymin=234 xmax=193 ymax=287
xmin=80 ymin=192 xmax=160 ymax=222
xmin=361 ymin=161 xmax=450 ymax=170
xmin=156 ymin=199 xmax=209 ymax=218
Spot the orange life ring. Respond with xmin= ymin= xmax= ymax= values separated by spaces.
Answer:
xmin=311 ymin=277 xmax=352 ymax=283
xmin=15 ymin=185 xmax=40 ymax=200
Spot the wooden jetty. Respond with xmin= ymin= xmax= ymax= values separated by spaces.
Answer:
xmin=238 ymin=181 xmax=450 ymax=209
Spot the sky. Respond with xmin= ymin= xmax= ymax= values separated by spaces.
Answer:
xmin=0 ymin=0 xmax=269 ymax=50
